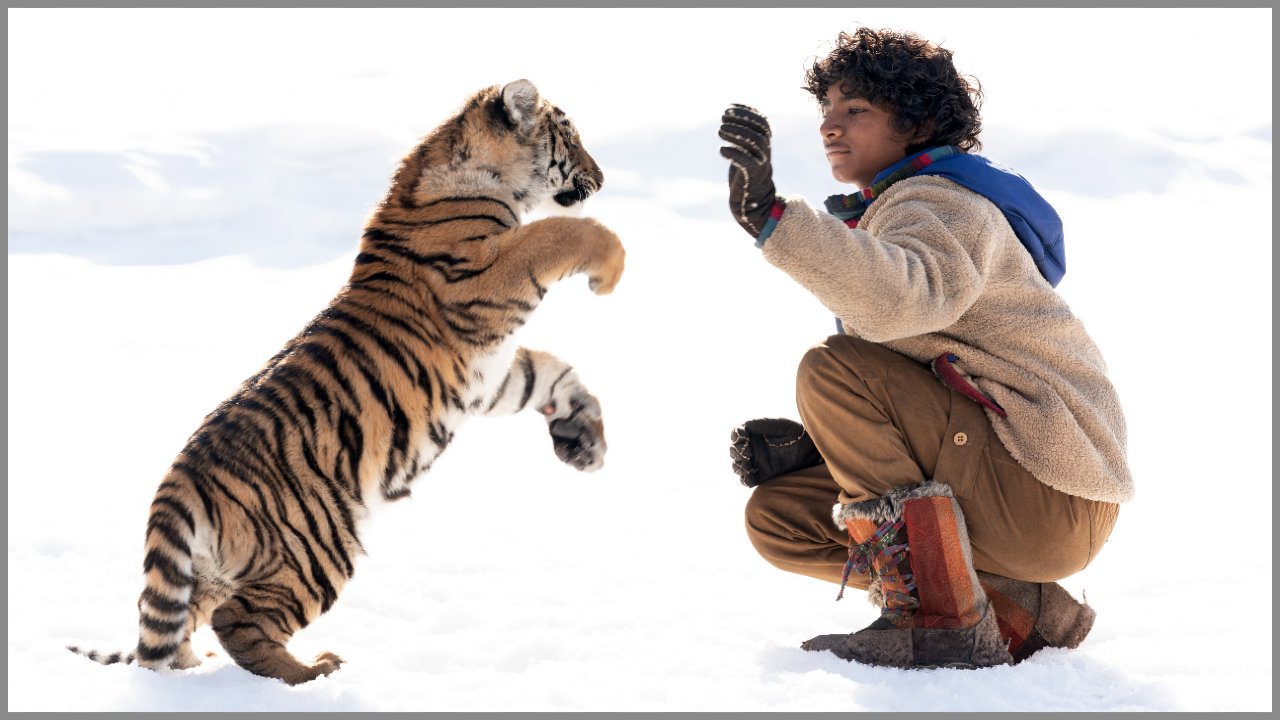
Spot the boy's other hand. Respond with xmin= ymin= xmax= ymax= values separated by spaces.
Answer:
xmin=730 ymin=417 xmax=824 ymax=488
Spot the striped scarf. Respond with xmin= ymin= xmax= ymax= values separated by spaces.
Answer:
xmin=823 ymin=145 xmax=961 ymax=228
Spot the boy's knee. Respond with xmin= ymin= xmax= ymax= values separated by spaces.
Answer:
xmin=743 ymin=483 xmax=785 ymax=548
xmin=796 ymin=336 xmax=847 ymax=398
xmin=795 ymin=335 xmax=889 ymax=405
xmin=744 ymin=486 xmax=808 ymax=576
xmin=743 ymin=482 xmax=817 ymax=569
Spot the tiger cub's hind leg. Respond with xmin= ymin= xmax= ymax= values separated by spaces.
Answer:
xmin=211 ymin=594 xmax=344 ymax=685
xmin=168 ymin=570 xmax=237 ymax=669
xmin=165 ymin=609 xmax=204 ymax=671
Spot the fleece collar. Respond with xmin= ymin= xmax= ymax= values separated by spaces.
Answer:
xmin=824 ymin=146 xmax=1066 ymax=287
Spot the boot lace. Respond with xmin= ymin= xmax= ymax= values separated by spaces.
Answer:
xmin=837 ymin=518 xmax=918 ymax=620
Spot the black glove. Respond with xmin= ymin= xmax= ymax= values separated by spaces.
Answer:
xmin=718 ymin=104 xmax=777 ymax=237
xmin=729 ymin=417 xmax=824 ymax=488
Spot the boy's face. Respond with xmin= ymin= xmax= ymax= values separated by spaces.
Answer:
xmin=819 ymin=83 xmax=916 ymax=188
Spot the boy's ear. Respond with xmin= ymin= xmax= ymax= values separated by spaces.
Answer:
xmin=916 ymin=119 xmax=936 ymax=144
xmin=910 ymin=119 xmax=936 ymax=146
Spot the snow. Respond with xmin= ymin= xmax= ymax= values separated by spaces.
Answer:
xmin=7 ymin=7 xmax=1272 ymax=713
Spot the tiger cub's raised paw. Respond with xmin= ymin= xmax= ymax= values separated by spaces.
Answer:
xmin=540 ymin=383 xmax=607 ymax=472
xmin=584 ymin=220 xmax=625 ymax=295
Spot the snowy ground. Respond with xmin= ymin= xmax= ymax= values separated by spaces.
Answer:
xmin=7 ymin=7 xmax=1272 ymax=713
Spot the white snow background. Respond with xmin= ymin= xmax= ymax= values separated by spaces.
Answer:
xmin=7 ymin=7 xmax=1272 ymax=713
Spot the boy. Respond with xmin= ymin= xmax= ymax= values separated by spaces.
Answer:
xmin=719 ymin=27 xmax=1132 ymax=669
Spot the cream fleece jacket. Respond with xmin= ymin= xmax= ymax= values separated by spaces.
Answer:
xmin=763 ymin=176 xmax=1133 ymax=504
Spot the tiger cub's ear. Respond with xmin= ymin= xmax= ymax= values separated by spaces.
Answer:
xmin=501 ymin=79 xmax=540 ymax=134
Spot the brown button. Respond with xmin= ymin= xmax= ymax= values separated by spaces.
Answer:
xmin=953 ymin=432 xmax=969 ymax=446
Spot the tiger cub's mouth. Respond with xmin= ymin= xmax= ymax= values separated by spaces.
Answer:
xmin=553 ymin=189 xmax=585 ymax=207
xmin=553 ymin=177 xmax=598 ymax=207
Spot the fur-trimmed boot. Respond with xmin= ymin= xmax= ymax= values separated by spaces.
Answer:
xmin=801 ymin=481 xmax=1013 ymax=669
xmin=978 ymin=571 xmax=1096 ymax=663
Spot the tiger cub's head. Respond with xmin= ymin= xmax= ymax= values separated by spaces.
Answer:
xmin=415 ymin=79 xmax=603 ymax=215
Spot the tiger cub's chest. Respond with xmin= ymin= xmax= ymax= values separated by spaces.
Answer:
xmin=366 ymin=340 xmax=519 ymax=510
xmin=460 ymin=337 xmax=520 ymax=411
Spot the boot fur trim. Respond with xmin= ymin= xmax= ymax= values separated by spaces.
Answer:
xmin=831 ymin=480 xmax=955 ymax=529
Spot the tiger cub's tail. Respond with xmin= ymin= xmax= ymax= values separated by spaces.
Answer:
xmin=66 ymin=645 xmax=136 ymax=666
xmin=69 ymin=490 xmax=198 ymax=671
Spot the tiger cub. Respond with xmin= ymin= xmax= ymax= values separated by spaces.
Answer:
xmin=68 ymin=79 xmax=625 ymax=685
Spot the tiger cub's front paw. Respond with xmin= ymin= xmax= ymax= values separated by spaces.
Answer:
xmin=584 ymin=221 xmax=625 ymax=295
xmin=540 ymin=386 xmax=607 ymax=472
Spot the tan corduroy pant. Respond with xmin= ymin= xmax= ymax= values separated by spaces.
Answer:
xmin=745 ymin=335 xmax=1119 ymax=588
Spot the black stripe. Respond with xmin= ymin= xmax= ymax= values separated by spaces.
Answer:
xmin=257 ymin=382 xmax=316 ymax=448
xmin=169 ymin=462 xmax=235 ymax=535
xmin=345 ymin=296 xmax=441 ymax=350
xmin=145 ymin=518 xmax=191 ymax=558
xmin=140 ymin=587 xmax=186 ymax=615
xmin=380 ymin=401 xmax=412 ymax=497
xmin=427 ymin=421 xmax=453 ymax=450
xmin=321 ymin=307 xmax=417 ymax=383
xmin=289 ymin=522 xmax=339 ymax=612
xmin=217 ymin=620 xmax=269 ymax=639
xmin=298 ymin=439 xmax=360 ymax=574
xmin=371 ymin=242 xmax=486 ymax=282
xmin=150 ymin=497 xmax=195 ymax=533
xmin=415 ymin=195 xmax=518 ymax=224
xmin=369 ymin=241 xmax=465 ymax=267
xmin=438 ymin=311 xmax=508 ymax=348
xmin=353 ymin=270 xmax=410 ymax=287
xmin=135 ymin=640 xmax=179 ymax=662
xmin=417 ymin=360 xmax=438 ymax=408
xmin=140 ymin=613 xmax=186 ymax=635
xmin=401 ymin=212 xmax=512 ymax=229
xmin=516 ymin=351 xmax=537 ymax=411
xmin=338 ymin=410 xmax=365 ymax=503
xmin=527 ymin=268 xmax=548 ymax=300
xmin=143 ymin=549 xmax=193 ymax=588
xmin=362 ymin=228 xmax=406 ymax=244
xmin=295 ymin=343 xmax=362 ymax=413
xmin=485 ymin=370 xmax=512 ymax=413
xmin=274 ymin=365 xmax=335 ymax=416
xmin=547 ymin=367 xmax=574 ymax=398
xmin=224 ymin=594 xmax=303 ymax=633
xmin=375 ymin=213 xmax=512 ymax=232
xmin=455 ymin=296 xmax=536 ymax=314
xmin=306 ymin=325 xmax=394 ymax=418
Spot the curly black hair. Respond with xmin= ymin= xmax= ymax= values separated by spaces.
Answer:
xmin=804 ymin=27 xmax=984 ymax=154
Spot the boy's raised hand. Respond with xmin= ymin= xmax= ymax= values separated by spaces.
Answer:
xmin=719 ymin=104 xmax=777 ymax=238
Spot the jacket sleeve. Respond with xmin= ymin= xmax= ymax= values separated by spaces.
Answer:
xmin=760 ymin=180 xmax=998 ymax=342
